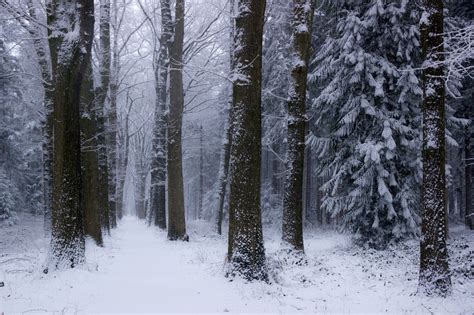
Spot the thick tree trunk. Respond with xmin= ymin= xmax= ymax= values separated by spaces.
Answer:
xmin=227 ymin=0 xmax=267 ymax=281
xmin=167 ymin=0 xmax=187 ymax=241
xmin=150 ymin=0 xmax=173 ymax=229
xmin=80 ymin=65 xmax=103 ymax=246
xmin=109 ymin=81 xmax=119 ymax=221
xmin=97 ymin=0 xmax=112 ymax=232
xmin=282 ymin=0 xmax=315 ymax=252
xmin=419 ymin=0 xmax=451 ymax=296
xmin=47 ymin=0 xmax=94 ymax=269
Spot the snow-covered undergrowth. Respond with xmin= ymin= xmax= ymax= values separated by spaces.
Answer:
xmin=1 ymin=215 xmax=472 ymax=314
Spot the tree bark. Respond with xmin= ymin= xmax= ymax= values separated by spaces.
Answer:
xmin=136 ymin=170 xmax=147 ymax=219
xmin=80 ymin=64 xmax=103 ymax=246
xmin=150 ymin=0 xmax=173 ymax=229
xmin=465 ymin=118 xmax=473 ymax=229
xmin=227 ymin=0 xmax=267 ymax=281
xmin=47 ymin=0 xmax=94 ymax=269
xmin=96 ymin=0 xmax=112 ymax=232
xmin=216 ymin=0 xmax=235 ymax=235
xmin=282 ymin=0 xmax=315 ymax=252
xmin=108 ymin=0 xmax=119 ymax=225
xmin=419 ymin=0 xmax=451 ymax=296
xmin=167 ymin=0 xmax=187 ymax=241
xmin=198 ymin=125 xmax=204 ymax=220
xmin=304 ymin=143 xmax=312 ymax=224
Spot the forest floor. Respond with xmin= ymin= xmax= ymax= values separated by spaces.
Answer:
xmin=0 ymin=214 xmax=473 ymax=314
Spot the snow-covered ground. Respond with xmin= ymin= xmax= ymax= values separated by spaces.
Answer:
xmin=1 ymin=215 xmax=473 ymax=314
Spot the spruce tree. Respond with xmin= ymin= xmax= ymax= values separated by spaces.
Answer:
xmin=310 ymin=1 xmax=423 ymax=248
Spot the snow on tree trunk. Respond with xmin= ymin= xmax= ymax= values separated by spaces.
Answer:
xmin=418 ymin=0 xmax=451 ymax=296
xmin=150 ymin=0 xmax=173 ymax=229
xmin=227 ymin=0 xmax=267 ymax=281
xmin=96 ymin=0 xmax=112 ymax=233
xmin=47 ymin=0 xmax=95 ymax=269
xmin=465 ymin=102 xmax=474 ymax=229
xmin=464 ymin=139 xmax=472 ymax=228
xmin=167 ymin=0 xmax=187 ymax=241
xmin=107 ymin=0 xmax=119 ymax=227
xmin=282 ymin=0 xmax=315 ymax=252
xmin=80 ymin=64 xmax=103 ymax=246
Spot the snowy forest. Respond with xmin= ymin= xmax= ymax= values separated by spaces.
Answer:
xmin=0 ymin=0 xmax=473 ymax=313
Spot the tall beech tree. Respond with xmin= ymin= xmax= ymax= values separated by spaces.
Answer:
xmin=167 ymin=0 xmax=187 ymax=241
xmin=227 ymin=0 xmax=267 ymax=281
xmin=418 ymin=0 xmax=451 ymax=296
xmin=47 ymin=0 xmax=95 ymax=269
xmin=150 ymin=0 xmax=173 ymax=229
xmin=108 ymin=0 xmax=119 ymax=225
xmin=282 ymin=0 xmax=315 ymax=252
xmin=97 ymin=0 xmax=113 ymax=231
xmin=215 ymin=0 xmax=235 ymax=235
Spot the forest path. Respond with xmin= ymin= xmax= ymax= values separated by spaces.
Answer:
xmin=82 ymin=216 xmax=237 ymax=313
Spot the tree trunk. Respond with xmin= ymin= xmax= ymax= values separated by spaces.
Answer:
xmin=47 ymin=0 xmax=94 ymax=269
xmin=136 ymin=170 xmax=147 ymax=219
xmin=216 ymin=0 xmax=235 ymax=235
xmin=108 ymin=0 xmax=119 ymax=226
xmin=150 ymin=0 xmax=173 ymax=229
xmin=167 ymin=0 xmax=187 ymax=241
xmin=80 ymin=64 xmax=103 ymax=246
xmin=465 ymin=122 xmax=473 ymax=229
xmin=216 ymin=114 xmax=232 ymax=235
xmin=198 ymin=125 xmax=204 ymax=220
xmin=227 ymin=0 xmax=267 ymax=281
xmin=282 ymin=0 xmax=315 ymax=252
xmin=304 ymin=143 xmax=312 ymax=224
xmin=96 ymin=0 xmax=112 ymax=233
xmin=419 ymin=0 xmax=451 ymax=296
